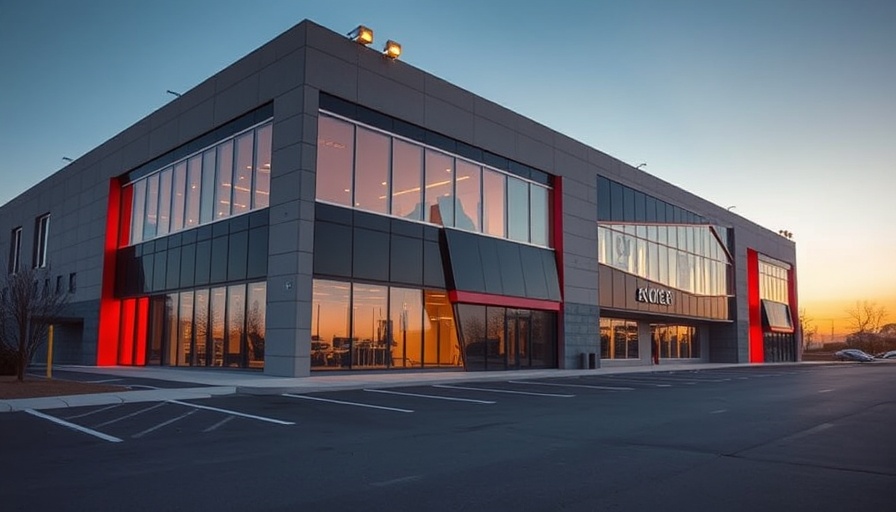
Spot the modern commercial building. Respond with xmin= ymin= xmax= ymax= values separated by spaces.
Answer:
xmin=0 ymin=20 xmax=799 ymax=377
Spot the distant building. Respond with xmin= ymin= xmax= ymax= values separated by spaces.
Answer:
xmin=0 ymin=20 xmax=798 ymax=376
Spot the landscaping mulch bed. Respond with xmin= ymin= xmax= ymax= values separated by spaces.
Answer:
xmin=0 ymin=375 xmax=127 ymax=400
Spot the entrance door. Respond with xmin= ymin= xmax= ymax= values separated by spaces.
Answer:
xmin=505 ymin=311 xmax=531 ymax=369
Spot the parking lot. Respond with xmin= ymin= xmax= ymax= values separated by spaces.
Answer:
xmin=3 ymin=363 xmax=894 ymax=511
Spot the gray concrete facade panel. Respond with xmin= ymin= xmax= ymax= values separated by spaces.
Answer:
xmin=357 ymin=68 xmax=425 ymax=126
xmin=423 ymin=95 xmax=475 ymax=145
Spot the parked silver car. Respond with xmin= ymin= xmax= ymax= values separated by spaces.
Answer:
xmin=834 ymin=349 xmax=875 ymax=362
xmin=874 ymin=350 xmax=896 ymax=359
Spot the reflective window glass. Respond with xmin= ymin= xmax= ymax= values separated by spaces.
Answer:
xmin=232 ymin=132 xmax=253 ymax=214
xmin=226 ymin=284 xmax=246 ymax=368
xmin=316 ymin=116 xmax=354 ymax=206
xmin=253 ymin=124 xmax=271 ymax=209
xmin=391 ymin=139 xmax=423 ymax=221
xmin=482 ymin=169 xmax=505 ymax=237
xmin=352 ymin=283 xmax=388 ymax=368
xmin=143 ymin=173 xmax=159 ymax=240
xmin=530 ymin=184 xmax=549 ymax=247
xmin=171 ymin=162 xmax=187 ymax=232
xmin=216 ymin=141 xmax=234 ymax=219
xmin=424 ymin=149 xmax=454 ymax=226
xmin=199 ymin=149 xmax=216 ymax=225
xmin=389 ymin=287 xmax=423 ymax=368
xmin=311 ymin=280 xmax=352 ymax=369
xmin=354 ymin=127 xmax=390 ymax=214
xmin=157 ymin=168 xmax=173 ymax=236
xmin=423 ymin=291 xmax=460 ymax=367
xmin=177 ymin=291 xmax=193 ymax=366
xmin=454 ymin=160 xmax=481 ymax=232
xmin=130 ymin=180 xmax=146 ymax=245
xmin=507 ymin=176 xmax=529 ymax=243
xmin=246 ymin=282 xmax=266 ymax=369
xmin=185 ymin=157 xmax=201 ymax=228
xmin=194 ymin=289 xmax=209 ymax=366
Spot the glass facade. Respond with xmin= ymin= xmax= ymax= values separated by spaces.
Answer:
xmin=455 ymin=305 xmax=557 ymax=370
xmin=759 ymin=256 xmax=795 ymax=362
xmin=316 ymin=113 xmax=552 ymax=248
xmin=651 ymin=324 xmax=699 ymax=359
xmin=759 ymin=257 xmax=791 ymax=303
xmin=311 ymin=279 xmax=461 ymax=370
xmin=599 ymin=318 xmax=639 ymax=360
xmin=128 ymin=281 xmax=267 ymax=368
xmin=34 ymin=214 xmax=50 ymax=268
xmin=125 ymin=121 xmax=272 ymax=246
xmin=598 ymin=223 xmax=730 ymax=296
xmin=8 ymin=227 xmax=22 ymax=274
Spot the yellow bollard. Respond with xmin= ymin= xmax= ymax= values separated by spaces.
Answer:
xmin=46 ymin=325 xmax=54 ymax=379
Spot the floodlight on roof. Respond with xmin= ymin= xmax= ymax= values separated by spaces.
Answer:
xmin=348 ymin=25 xmax=374 ymax=45
xmin=383 ymin=40 xmax=401 ymax=59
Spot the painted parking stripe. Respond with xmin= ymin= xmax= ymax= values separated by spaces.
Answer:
xmin=599 ymin=377 xmax=673 ymax=387
xmin=64 ymin=403 xmax=123 ymax=420
xmin=85 ymin=378 xmax=123 ymax=384
xmin=364 ymin=389 xmax=496 ymax=404
xmin=508 ymin=380 xmax=634 ymax=391
xmin=432 ymin=384 xmax=574 ymax=398
xmin=283 ymin=393 xmax=414 ymax=413
xmin=203 ymin=416 xmax=236 ymax=433
xmin=95 ymin=402 xmax=167 ymax=428
xmin=168 ymin=400 xmax=296 ymax=424
xmin=132 ymin=410 xmax=197 ymax=439
xmin=24 ymin=409 xmax=122 ymax=443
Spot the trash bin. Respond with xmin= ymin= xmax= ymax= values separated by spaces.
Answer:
xmin=588 ymin=352 xmax=597 ymax=369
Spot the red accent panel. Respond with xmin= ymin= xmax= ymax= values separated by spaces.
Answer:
xmin=448 ymin=290 xmax=561 ymax=311
xmin=97 ymin=178 xmax=124 ymax=365
xmin=119 ymin=299 xmax=136 ymax=365
xmin=135 ymin=297 xmax=149 ymax=366
xmin=746 ymin=249 xmax=763 ymax=363
xmin=551 ymin=176 xmax=566 ymax=366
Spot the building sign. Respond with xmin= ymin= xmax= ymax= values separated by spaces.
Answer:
xmin=636 ymin=287 xmax=673 ymax=305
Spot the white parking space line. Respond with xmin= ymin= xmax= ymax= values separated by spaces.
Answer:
xmin=508 ymin=380 xmax=634 ymax=391
xmin=818 ymin=389 xmax=835 ymax=393
xmin=95 ymin=402 xmax=167 ymax=428
xmin=710 ymin=409 xmax=728 ymax=414
xmin=64 ymin=403 xmax=123 ymax=420
xmin=168 ymin=400 xmax=296 ymax=424
xmin=600 ymin=378 xmax=673 ymax=387
xmin=24 ymin=409 xmax=122 ymax=443
xmin=85 ymin=378 xmax=123 ymax=384
xmin=132 ymin=410 xmax=197 ymax=439
xmin=203 ymin=415 xmax=236 ymax=433
xmin=283 ymin=393 xmax=414 ymax=413
xmin=432 ymin=384 xmax=574 ymax=398
xmin=364 ymin=389 xmax=496 ymax=404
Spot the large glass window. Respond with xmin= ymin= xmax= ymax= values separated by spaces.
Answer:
xmin=482 ymin=169 xmax=506 ymax=238
xmin=759 ymin=257 xmax=791 ymax=303
xmin=506 ymin=176 xmax=529 ymax=243
xmin=177 ymin=291 xmax=193 ymax=366
xmin=389 ymin=286 xmax=423 ymax=368
xmin=253 ymin=124 xmax=271 ymax=209
xmin=194 ymin=289 xmax=209 ymax=366
xmin=424 ymin=149 xmax=454 ymax=226
xmin=600 ymin=317 xmax=639 ymax=359
xmin=391 ymin=140 xmax=423 ymax=221
xmin=311 ymin=279 xmax=352 ymax=368
xmin=144 ymin=173 xmax=160 ymax=240
xmin=423 ymin=291 xmax=460 ymax=367
xmin=156 ymin=168 xmax=173 ymax=237
xmin=130 ymin=180 xmax=146 ymax=246
xmin=652 ymin=324 xmax=699 ymax=359
xmin=316 ymin=116 xmax=354 ymax=206
xmin=210 ymin=286 xmax=226 ymax=367
xmin=232 ymin=133 xmax=254 ymax=215
xmin=8 ymin=227 xmax=22 ymax=274
xmin=353 ymin=127 xmax=390 ymax=214
xmin=315 ymin=113 xmax=552 ymax=248
xmin=454 ymin=160 xmax=481 ymax=232
xmin=185 ymin=158 xmax=201 ymax=229
xmin=171 ymin=162 xmax=187 ymax=232
xmin=352 ymin=283 xmax=388 ymax=368
xmin=216 ymin=141 xmax=234 ymax=219
xmin=199 ymin=149 xmax=216 ymax=225
xmin=226 ymin=284 xmax=246 ymax=367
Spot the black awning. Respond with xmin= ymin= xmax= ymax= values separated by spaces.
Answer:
xmin=443 ymin=228 xmax=561 ymax=302
xmin=761 ymin=299 xmax=794 ymax=333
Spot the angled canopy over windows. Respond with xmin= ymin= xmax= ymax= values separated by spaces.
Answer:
xmin=761 ymin=299 xmax=794 ymax=333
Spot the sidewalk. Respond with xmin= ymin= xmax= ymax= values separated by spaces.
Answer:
xmin=0 ymin=361 xmax=812 ymax=413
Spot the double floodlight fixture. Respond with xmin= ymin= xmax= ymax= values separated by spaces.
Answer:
xmin=348 ymin=25 xmax=402 ymax=59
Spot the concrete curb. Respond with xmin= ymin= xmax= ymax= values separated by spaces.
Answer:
xmin=0 ymin=386 xmax=237 ymax=413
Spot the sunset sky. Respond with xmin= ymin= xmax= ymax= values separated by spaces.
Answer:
xmin=1 ymin=1 xmax=894 ymax=338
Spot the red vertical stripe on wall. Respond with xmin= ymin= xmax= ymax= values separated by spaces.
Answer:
xmin=119 ymin=299 xmax=136 ymax=365
xmin=747 ymin=249 xmax=763 ymax=363
xmin=97 ymin=179 xmax=124 ymax=365
xmin=551 ymin=176 xmax=565 ymax=367
xmin=135 ymin=297 xmax=149 ymax=366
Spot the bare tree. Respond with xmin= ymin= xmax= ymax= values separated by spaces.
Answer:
xmin=798 ymin=308 xmax=818 ymax=351
xmin=0 ymin=266 xmax=69 ymax=381
xmin=845 ymin=301 xmax=888 ymax=334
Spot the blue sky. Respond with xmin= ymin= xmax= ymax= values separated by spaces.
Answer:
xmin=1 ymin=0 xmax=894 ymax=327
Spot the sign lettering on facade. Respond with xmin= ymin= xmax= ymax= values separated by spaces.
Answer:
xmin=636 ymin=287 xmax=673 ymax=306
